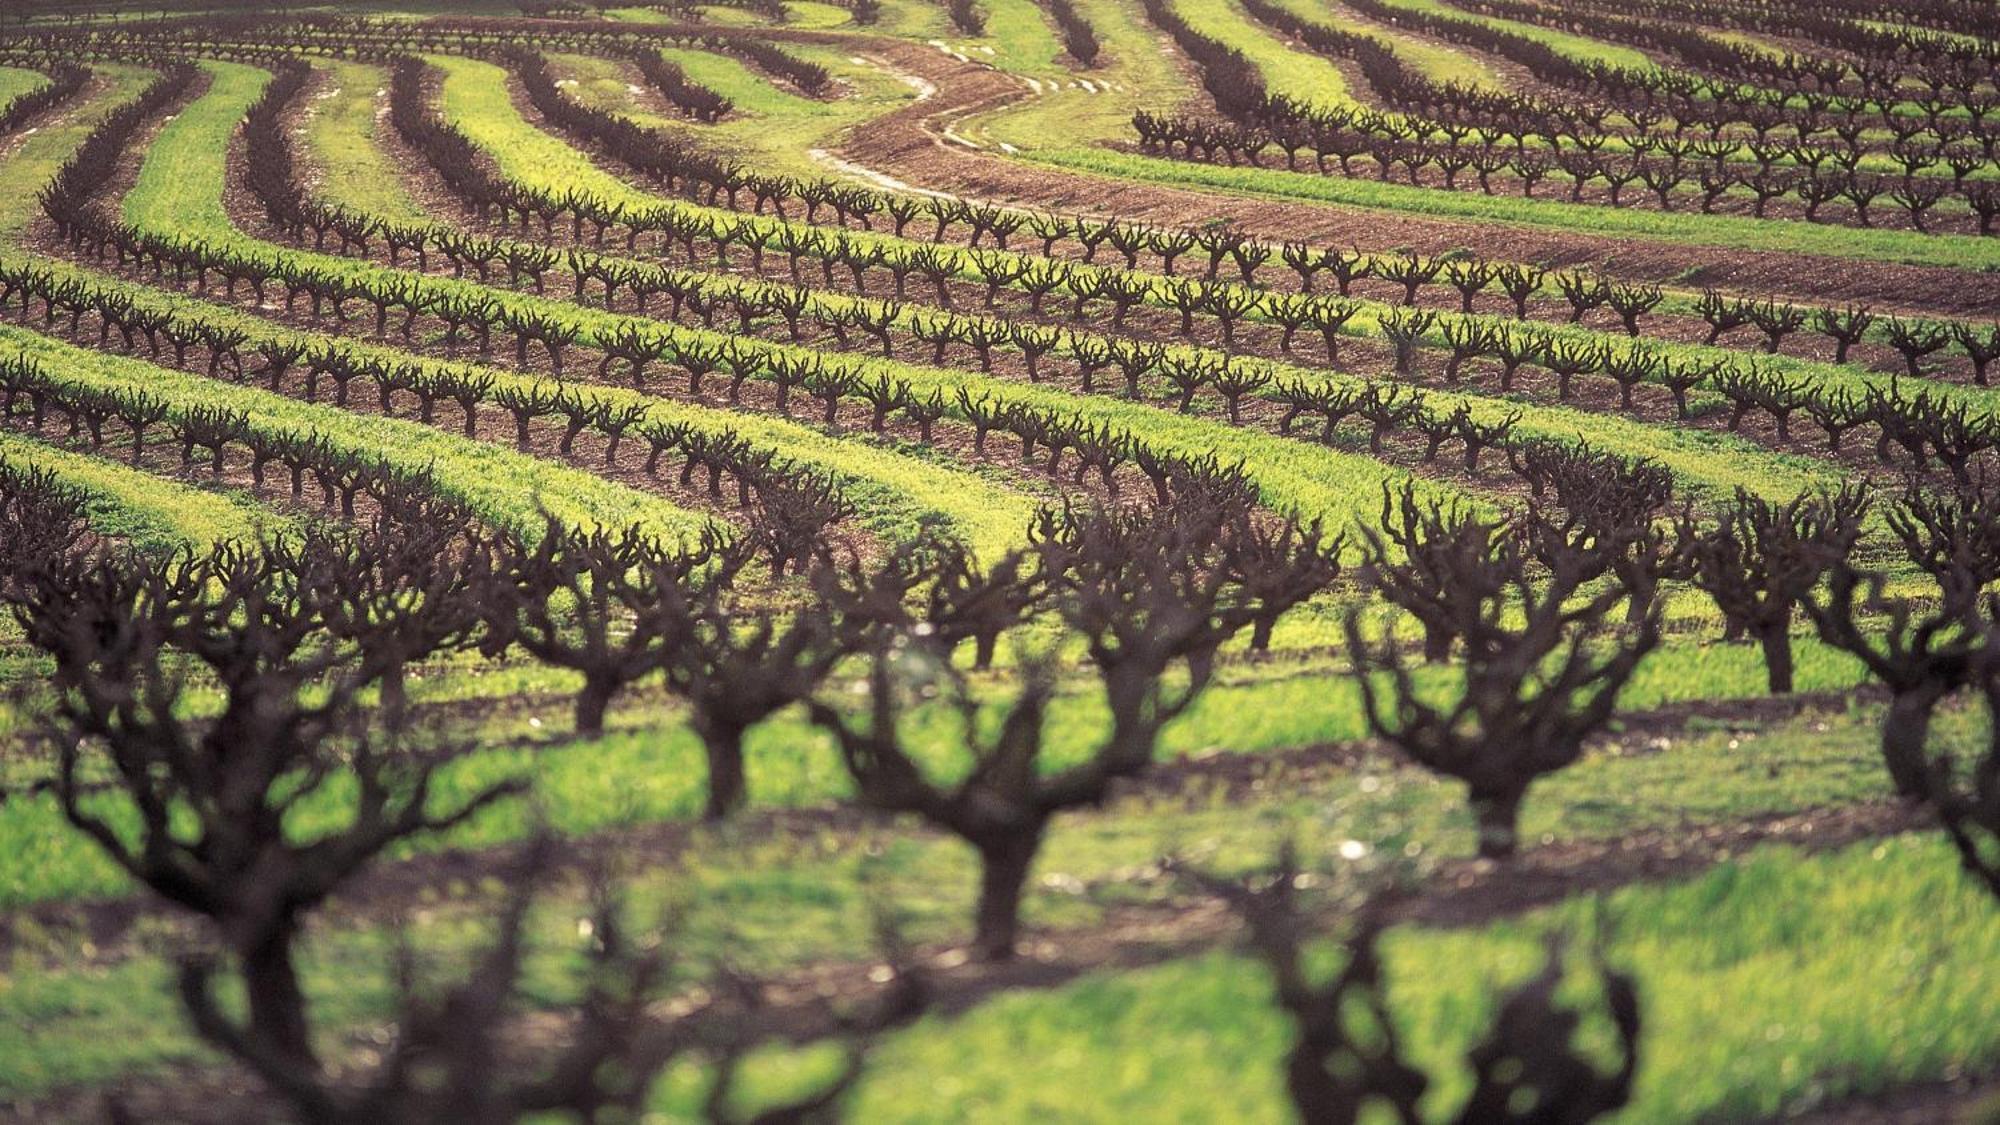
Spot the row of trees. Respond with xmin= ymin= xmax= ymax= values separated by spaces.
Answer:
xmin=206 ymin=50 xmax=2000 ymax=492
xmin=0 ymin=453 xmax=1698 ymax=1122
xmin=215 ymin=35 xmax=2000 ymax=373
xmin=1239 ymin=0 xmax=1993 ymax=178
xmin=0 ymin=481 xmax=930 ymax=1122
xmin=0 ymin=59 xmax=87 ymax=133
xmin=1573 ymin=0 xmax=1996 ymax=70
xmin=8 ymin=433 xmax=1997 ymax=1117
xmin=1134 ymin=108 xmax=2000 ymax=235
xmin=42 ymin=127 xmax=2000 ymax=530
xmin=1450 ymin=0 xmax=1997 ymax=99
xmin=1346 ymin=0 xmax=1996 ymax=145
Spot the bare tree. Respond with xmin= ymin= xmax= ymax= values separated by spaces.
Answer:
xmin=807 ymin=503 xmax=1277 ymax=959
xmin=656 ymin=580 xmax=855 ymax=821
xmin=1515 ymin=443 xmax=1687 ymax=625
xmin=1805 ymin=563 xmax=1985 ymax=799
xmin=1886 ymin=469 xmax=2000 ymax=612
xmin=1938 ymin=649 xmax=2000 ymax=899
xmin=1682 ymin=487 xmax=1868 ymax=695
xmin=487 ymin=518 xmax=745 ymax=737
xmin=1349 ymin=494 xmax=1661 ymax=859
xmin=1356 ymin=484 xmax=1511 ymax=664
xmin=11 ymin=526 xmax=518 ymax=1069
xmin=0 ymin=458 xmax=92 ymax=588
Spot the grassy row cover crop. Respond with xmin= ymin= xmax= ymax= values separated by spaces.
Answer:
xmin=120 ymin=60 xmax=1453 ymax=537
xmin=0 ymin=327 xmax=710 ymax=542
xmin=428 ymin=54 xmax=2000 ymax=428
xmin=0 ymin=428 xmax=281 ymax=550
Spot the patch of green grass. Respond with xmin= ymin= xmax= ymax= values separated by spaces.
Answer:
xmin=300 ymin=59 xmax=428 ymax=225
xmin=947 ymin=0 xmax=1071 ymax=78
xmin=0 ymin=64 xmax=156 ymax=240
xmin=0 ymin=703 xmax=1935 ymax=1098
xmin=1170 ymin=0 xmax=1359 ymax=112
xmin=0 ymin=326 xmax=709 ymax=542
xmin=1374 ymin=0 xmax=1656 ymax=70
xmin=785 ymin=0 xmax=855 ymax=27
xmin=0 ymin=65 xmax=49 ymax=111
xmin=837 ymin=835 xmax=1997 ymax=1122
xmin=0 ymin=430 xmax=281 ymax=550
xmin=5 ymin=823 xmax=1982 ymax=1113
xmin=1313 ymin=0 xmax=1503 ymax=90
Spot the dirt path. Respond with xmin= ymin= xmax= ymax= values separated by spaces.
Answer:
xmin=832 ymin=40 xmax=2000 ymax=318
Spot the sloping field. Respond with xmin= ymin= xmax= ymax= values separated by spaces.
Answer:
xmin=0 ymin=0 xmax=1995 ymax=1121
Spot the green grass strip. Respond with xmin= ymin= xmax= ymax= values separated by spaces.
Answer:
xmin=1168 ymin=0 xmax=1360 ymax=112
xmin=0 ymin=327 xmax=708 ymax=543
xmin=0 ymin=429 xmax=279 ymax=551
xmin=1029 ymin=146 xmax=2000 ymax=272
xmin=0 ymin=65 xmax=50 ymax=114
xmin=302 ymin=59 xmax=429 ymax=225
xmin=143 ymin=60 xmax=1455 ymax=535
xmin=839 ymin=835 xmax=1996 ymax=1122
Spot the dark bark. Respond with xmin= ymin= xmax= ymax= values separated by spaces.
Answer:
xmin=1756 ymin=623 xmax=1795 ymax=695
xmin=1470 ymin=787 xmax=1525 ymax=861
xmin=972 ymin=828 xmax=1043 ymax=962
xmin=699 ymin=721 xmax=748 ymax=821
xmin=239 ymin=929 xmax=314 ymax=1070
xmin=1882 ymin=683 xmax=1949 ymax=800
xmin=574 ymin=672 xmax=619 ymax=737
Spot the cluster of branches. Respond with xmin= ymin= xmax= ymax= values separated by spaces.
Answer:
xmin=1797 ymin=475 xmax=2000 ymax=898
xmin=1451 ymin=0 xmax=1999 ymax=100
xmin=806 ymin=496 xmax=1341 ymax=958
xmin=1346 ymin=458 xmax=1670 ymax=858
xmin=0 ymin=497 xmax=926 ymax=1122
xmin=1342 ymin=432 xmax=2000 ymax=893
xmin=934 ymin=0 xmax=986 ymax=35
xmin=35 ymin=59 xmax=196 ymax=239
xmin=617 ymin=43 xmax=732 ymax=122
xmin=1192 ymin=853 xmax=1642 ymax=1125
